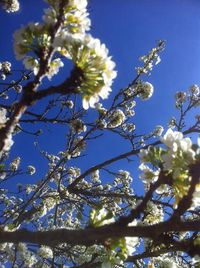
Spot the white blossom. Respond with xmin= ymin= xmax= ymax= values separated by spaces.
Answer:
xmin=190 ymin=84 xmax=200 ymax=96
xmin=23 ymin=57 xmax=39 ymax=75
xmin=175 ymin=91 xmax=187 ymax=106
xmin=1 ymin=0 xmax=19 ymax=13
xmin=45 ymin=0 xmax=90 ymax=33
xmin=108 ymin=109 xmax=126 ymax=128
xmin=27 ymin=165 xmax=36 ymax=175
xmin=10 ymin=157 xmax=20 ymax=171
xmin=1 ymin=61 xmax=11 ymax=73
xmin=139 ymin=163 xmax=160 ymax=183
xmin=54 ymin=33 xmax=117 ymax=109
xmin=91 ymin=170 xmax=100 ymax=183
xmin=143 ymin=202 xmax=164 ymax=224
xmin=153 ymin=125 xmax=164 ymax=137
xmin=46 ymin=58 xmax=64 ymax=80
xmin=62 ymin=100 xmax=74 ymax=109
xmin=161 ymin=129 xmax=194 ymax=155
xmin=157 ymin=257 xmax=178 ymax=268
xmin=38 ymin=246 xmax=53 ymax=259
xmin=70 ymin=119 xmax=87 ymax=134
xmin=160 ymin=129 xmax=196 ymax=181
xmin=139 ymin=81 xmax=154 ymax=100
xmin=71 ymin=136 xmax=86 ymax=157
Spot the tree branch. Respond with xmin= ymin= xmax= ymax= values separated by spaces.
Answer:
xmin=0 ymin=220 xmax=199 ymax=247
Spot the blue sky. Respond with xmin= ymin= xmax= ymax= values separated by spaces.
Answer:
xmin=1 ymin=1 xmax=200 ymax=191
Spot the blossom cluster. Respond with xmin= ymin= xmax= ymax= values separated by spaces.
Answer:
xmin=148 ymin=256 xmax=183 ymax=268
xmin=13 ymin=22 xmax=64 ymax=80
xmin=139 ymin=128 xmax=200 ymax=207
xmin=54 ymin=33 xmax=117 ymax=109
xmin=0 ymin=61 xmax=11 ymax=81
xmin=9 ymin=157 xmax=20 ymax=171
xmin=107 ymin=109 xmax=126 ymax=128
xmin=70 ymin=118 xmax=87 ymax=134
xmin=125 ymin=80 xmax=154 ymax=101
xmin=175 ymin=84 xmax=200 ymax=107
xmin=95 ymin=100 xmax=137 ymax=133
xmin=44 ymin=0 xmax=91 ymax=34
xmin=13 ymin=0 xmax=117 ymax=109
xmin=143 ymin=201 xmax=164 ymax=225
xmin=0 ymin=0 xmax=19 ymax=13
xmin=90 ymin=207 xmax=139 ymax=265
xmin=136 ymin=40 xmax=164 ymax=75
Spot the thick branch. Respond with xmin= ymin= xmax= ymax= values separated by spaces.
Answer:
xmin=0 ymin=220 xmax=199 ymax=247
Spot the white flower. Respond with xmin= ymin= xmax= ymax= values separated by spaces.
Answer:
xmin=70 ymin=119 xmax=87 ymax=134
xmin=54 ymin=33 xmax=117 ymax=109
xmin=125 ymin=236 xmax=138 ymax=256
xmin=95 ymin=103 xmax=107 ymax=115
xmin=0 ymin=172 xmax=6 ymax=180
xmin=71 ymin=0 xmax=88 ymax=9
xmin=175 ymin=91 xmax=187 ymax=104
xmin=161 ymin=129 xmax=194 ymax=155
xmin=44 ymin=197 xmax=56 ymax=210
xmin=156 ymin=183 xmax=170 ymax=195
xmin=144 ymin=202 xmax=164 ymax=224
xmin=118 ymin=170 xmax=132 ymax=182
xmin=157 ymin=258 xmax=178 ymax=268
xmin=81 ymin=39 xmax=116 ymax=108
xmin=2 ymin=0 xmax=19 ymax=13
xmin=62 ymin=100 xmax=74 ymax=109
xmin=161 ymin=129 xmax=183 ymax=150
xmin=96 ymin=208 xmax=114 ymax=226
xmin=27 ymin=165 xmax=36 ymax=175
xmin=139 ymin=149 xmax=149 ymax=162
xmin=108 ymin=109 xmax=126 ymax=128
xmin=1 ymin=61 xmax=11 ymax=73
xmin=0 ymin=108 xmax=8 ymax=126
xmin=91 ymin=208 xmax=114 ymax=227
xmin=71 ymin=136 xmax=86 ymax=157
xmin=14 ymin=23 xmax=44 ymax=60
xmin=153 ymin=125 xmax=164 ymax=137
xmin=91 ymin=170 xmax=100 ymax=183
xmin=23 ymin=57 xmax=39 ymax=75
xmin=10 ymin=157 xmax=21 ymax=171
xmin=38 ymin=246 xmax=53 ymax=259
xmin=190 ymin=84 xmax=200 ymax=96
xmin=139 ymin=81 xmax=154 ymax=100
xmin=46 ymin=58 xmax=64 ymax=80
xmin=139 ymin=163 xmax=160 ymax=183
xmin=43 ymin=8 xmax=57 ymax=24
xmin=159 ymin=129 xmax=198 ymax=204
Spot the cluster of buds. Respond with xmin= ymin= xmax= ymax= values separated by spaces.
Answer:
xmin=175 ymin=84 xmax=200 ymax=108
xmin=124 ymin=80 xmax=154 ymax=101
xmin=135 ymin=40 xmax=165 ymax=75
xmin=0 ymin=0 xmax=19 ymax=13
xmin=0 ymin=61 xmax=11 ymax=80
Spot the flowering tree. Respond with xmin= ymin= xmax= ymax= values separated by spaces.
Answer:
xmin=0 ymin=1 xmax=200 ymax=267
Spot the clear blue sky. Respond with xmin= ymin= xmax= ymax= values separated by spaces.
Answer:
xmin=1 ymin=0 xmax=200 ymax=190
